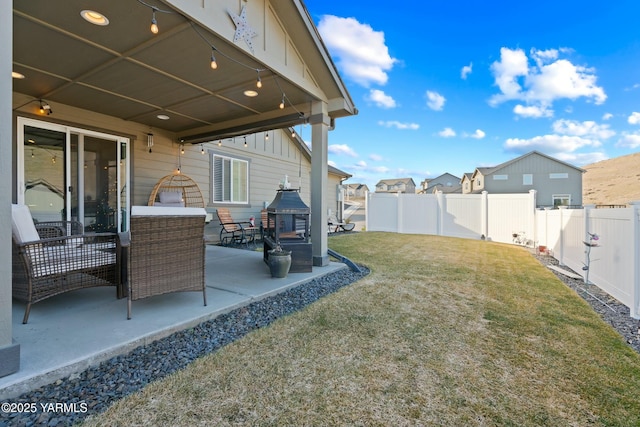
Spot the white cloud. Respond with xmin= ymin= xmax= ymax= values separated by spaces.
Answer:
xmin=461 ymin=63 xmax=473 ymax=79
xmin=554 ymin=151 xmax=608 ymax=165
xmin=367 ymin=89 xmax=396 ymax=109
xmin=504 ymin=134 xmax=601 ymax=153
xmin=328 ymin=144 xmax=358 ymax=157
xmin=551 ymin=119 xmax=615 ymax=140
xmin=378 ymin=120 xmax=419 ymax=130
xmin=317 ymin=15 xmax=397 ymax=87
xmin=439 ymin=127 xmax=456 ymax=137
xmin=489 ymin=47 xmax=606 ymax=117
xmin=470 ymin=129 xmax=486 ymax=139
xmin=628 ymin=112 xmax=640 ymax=125
xmin=426 ymin=91 xmax=446 ymax=111
xmin=602 ymin=113 xmax=613 ymax=120
xmin=514 ymin=104 xmax=553 ymax=118
xmin=356 ymin=160 xmax=367 ymax=167
xmin=617 ymin=132 xmax=640 ymax=148
xmin=369 ymin=153 xmax=383 ymax=161
xmin=327 ymin=160 xmax=337 ymax=168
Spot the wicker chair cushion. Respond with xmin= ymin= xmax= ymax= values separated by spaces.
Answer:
xmin=11 ymin=204 xmax=40 ymax=243
xmin=29 ymin=242 xmax=116 ymax=277
xmin=131 ymin=206 xmax=207 ymax=217
xmin=159 ymin=191 xmax=183 ymax=204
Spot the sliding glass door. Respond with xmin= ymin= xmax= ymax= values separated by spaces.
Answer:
xmin=17 ymin=118 xmax=130 ymax=232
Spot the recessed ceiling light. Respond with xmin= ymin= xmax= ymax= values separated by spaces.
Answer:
xmin=12 ymin=71 xmax=25 ymax=79
xmin=81 ymin=10 xmax=109 ymax=26
xmin=244 ymin=90 xmax=258 ymax=97
xmin=157 ymin=114 xmax=170 ymax=120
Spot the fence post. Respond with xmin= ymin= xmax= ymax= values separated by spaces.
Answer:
xmin=529 ymin=190 xmax=537 ymax=247
xmin=436 ymin=190 xmax=444 ymax=236
xmin=481 ymin=191 xmax=488 ymax=239
xmin=558 ymin=206 xmax=567 ymax=266
xmin=365 ymin=191 xmax=369 ymax=232
xmin=396 ymin=191 xmax=403 ymax=233
xmin=630 ymin=201 xmax=640 ymax=318
xmin=583 ymin=204 xmax=595 ymax=274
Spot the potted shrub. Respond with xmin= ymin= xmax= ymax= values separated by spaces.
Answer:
xmin=268 ymin=243 xmax=292 ymax=278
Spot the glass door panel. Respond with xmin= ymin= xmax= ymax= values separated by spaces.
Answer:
xmin=23 ymin=125 xmax=67 ymax=223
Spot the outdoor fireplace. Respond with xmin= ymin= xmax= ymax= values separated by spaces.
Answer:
xmin=263 ymin=189 xmax=311 ymax=272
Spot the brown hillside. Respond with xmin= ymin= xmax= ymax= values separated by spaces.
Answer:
xmin=582 ymin=152 xmax=640 ymax=206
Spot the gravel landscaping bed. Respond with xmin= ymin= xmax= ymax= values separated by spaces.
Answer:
xmin=533 ymin=251 xmax=640 ymax=354
xmin=0 ymin=265 xmax=369 ymax=427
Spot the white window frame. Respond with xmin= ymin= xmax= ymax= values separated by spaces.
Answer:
xmin=549 ymin=173 xmax=568 ymax=179
xmin=493 ymin=174 xmax=508 ymax=180
xmin=552 ymin=194 xmax=571 ymax=207
xmin=523 ymin=174 xmax=533 ymax=185
xmin=210 ymin=152 xmax=249 ymax=204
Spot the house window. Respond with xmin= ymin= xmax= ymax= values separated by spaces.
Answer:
xmin=523 ymin=174 xmax=533 ymax=185
xmin=211 ymin=153 xmax=248 ymax=204
xmin=493 ymin=174 xmax=508 ymax=180
xmin=552 ymin=194 xmax=571 ymax=207
xmin=550 ymin=173 xmax=568 ymax=179
xmin=476 ymin=179 xmax=482 ymax=187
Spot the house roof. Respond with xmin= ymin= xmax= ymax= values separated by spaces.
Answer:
xmin=376 ymin=177 xmax=416 ymax=186
xmin=473 ymin=151 xmax=585 ymax=177
xmin=12 ymin=1 xmax=356 ymax=142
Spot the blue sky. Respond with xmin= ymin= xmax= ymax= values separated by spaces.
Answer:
xmin=301 ymin=1 xmax=640 ymax=189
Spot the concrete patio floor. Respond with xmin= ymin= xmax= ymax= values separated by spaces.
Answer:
xmin=0 ymin=244 xmax=346 ymax=399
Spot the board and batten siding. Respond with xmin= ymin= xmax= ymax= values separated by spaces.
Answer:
xmin=484 ymin=153 xmax=583 ymax=207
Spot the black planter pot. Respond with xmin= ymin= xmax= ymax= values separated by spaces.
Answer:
xmin=268 ymin=249 xmax=292 ymax=278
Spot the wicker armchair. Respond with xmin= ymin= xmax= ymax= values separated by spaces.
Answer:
xmin=122 ymin=206 xmax=207 ymax=319
xmin=11 ymin=204 xmax=122 ymax=324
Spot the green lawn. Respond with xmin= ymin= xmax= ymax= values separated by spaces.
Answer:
xmin=83 ymin=232 xmax=640 ymax=426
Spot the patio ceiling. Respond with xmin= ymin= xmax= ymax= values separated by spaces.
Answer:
xmin=12 ymin=0 xmax=343 ymax=141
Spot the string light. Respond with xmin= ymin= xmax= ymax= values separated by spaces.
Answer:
xmin=180 ymin=144 xmax=185 ymax=154
xmin=244 ymin=136 xmax=248 ymax=147
xmin=279 ymin=94 xmax=285 ymax=109
xmin=150 ymin=8 xmax=158 ymax=34
xmin=256 ymin=71 xmax=262 ymax=88
xmin=218 ymin=140 xmax=222 ymax=147
xmin=210 ymin=48 xmax=218 ymax=70
xmin=265 ymin=132 xmax=269 ymax=141
xmin=201 ymin=144 xmax=205 ymax=155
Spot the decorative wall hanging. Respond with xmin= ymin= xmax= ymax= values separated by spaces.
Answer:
xmin=228 ymin=5 xmax=257 ymax=54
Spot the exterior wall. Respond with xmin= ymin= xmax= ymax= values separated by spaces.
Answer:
xmin=461 ymin=175 xmax=473 ymax=194
xmin=11 ymin=96 xmax=336 ymax=244
xmin=483 ymin=153 xmax=583 ymax=206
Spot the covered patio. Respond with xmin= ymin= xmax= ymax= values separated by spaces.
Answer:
xmin=2 ymin=0 xmax=356 ymax=383
xmin=0 ymin=245 xmax=347 ymax=399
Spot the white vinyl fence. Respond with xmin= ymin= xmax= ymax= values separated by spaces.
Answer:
xmin=366 ymin=191 xmax=640 ymax=318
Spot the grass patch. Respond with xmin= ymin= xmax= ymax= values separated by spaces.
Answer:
xmin=82 ymin=232 xmax=640 ymax=426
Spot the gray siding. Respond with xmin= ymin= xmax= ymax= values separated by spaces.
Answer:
xmin=483 ymin=153 xmax=583 ymax=206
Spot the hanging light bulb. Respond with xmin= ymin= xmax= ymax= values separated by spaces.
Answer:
xmin=218 ymin=140 xmax=222 ymax=147
xmin=256 ymin=71 xmax=262 ymax=89
xmin=244 ymin=137 xmax=247 ymax=147
xmin=201 ymin=144 xmax=205 ymax=155
xmin=51 ymin=155 xmax=56 ymax=164
xmin=291 ymin=128 xmax=296 ymax=138
xmin=279 ymin=94 xmax=285 ymax=109
xmin=150 ymin=8 xmax=159 ymax=34
xmin=31 ymin=150 xmax=34 ymax=158
xmin=180 ymin=144 xmax=185 ymax=155
xmin=265 ymin=132 xmax=269 ymax=141
xmin=210 ymin=48 xmax=218 ymax=70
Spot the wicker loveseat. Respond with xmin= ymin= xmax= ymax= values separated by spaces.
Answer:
xmin=11 ymin=204 xmax=122 ymax=324
xmin=122 ymin=206 xmax=208 ymax=319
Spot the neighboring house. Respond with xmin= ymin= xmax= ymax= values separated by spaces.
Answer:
xmin=419 ymin=173 xmax=461 ymax=194
xmin=3 ymin=1 xmax=356 ymax=378
xmin=345 ymin=183 xmax=369 ymax=198
xmin=375 ymin=178 xmax=416 ymax=194
xmin=462 ymin=151 xmax=585 ymax=207
xmin=461 ymin=173 xmax=474 ymax=194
